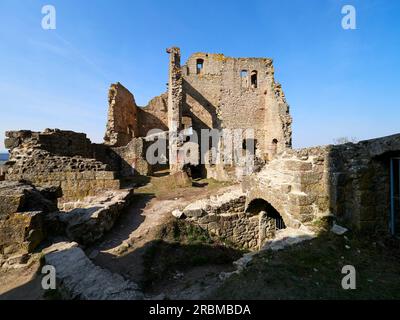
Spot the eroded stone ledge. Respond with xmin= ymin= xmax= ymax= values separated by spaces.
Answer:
xmin=45 ymin=189 xmax=134 ymax=245
xmin=44 ymin=242 xmax=143 ymax=300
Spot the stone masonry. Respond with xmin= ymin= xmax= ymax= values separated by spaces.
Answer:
xmin=180 ymin=186 xmax=285 ymax=250
xmin=4 ymin=129 xmax=120 ymax=203
xmin=244 ymin=133 xmax=400 ymax=232
xmin=104 ymin=82 xmax=139 ymax=147
xmin=102 ymin=48 xmax=292 ymax=180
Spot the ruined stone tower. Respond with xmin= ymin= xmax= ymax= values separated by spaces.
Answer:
xmin=102 ymin=47 xmax=293 ymax=180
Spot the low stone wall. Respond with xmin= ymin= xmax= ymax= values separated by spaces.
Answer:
xmin=0 ymin=180 xmax=134 ymax=267
xmin=180 ymin=186 xmax=280 ymax=250
xmin=45 ymin=189 xmax=134 ymax=245
xmin=5 ymin=129 xmax=94 ymax=158
xmin=0 ymin=181 xmax=59 ymax=259
xmin=6 ymin=171 xmax=120 ymax=203
xmin=195 ymin=213 xmax=260 ymax=250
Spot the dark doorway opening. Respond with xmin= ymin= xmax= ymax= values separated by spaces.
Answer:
xmin=246 ymin=198 xmax=286 ymax=230
xmin=184 ymin=164 xmax=204 ymax=180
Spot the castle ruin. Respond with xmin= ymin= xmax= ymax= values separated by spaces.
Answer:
xmin=1 ymin=48 xmax=400 ymax=283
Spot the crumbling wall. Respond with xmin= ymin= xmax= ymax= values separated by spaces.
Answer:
xmin=0 ymin=181 xmax=59 ymax=259
xmin=137 ymin=93 xmax=169 ymax=136
xmin=181 ymin=187 xmax=281 ymax=250
xmin=5 ymin=129 xmax=94 ymax=158
xmin=326 ymin=135 xmax=400 ymax=231
xmin=99 ymin=50 xmax=293 ymax=180
xmin=4 ymin=129 xmax=121 ymax=203
xmin=182 ymin=53 xmax=292 ymax=162
xmin=104 ymin=82 xmax=138 ymax=147
xmin=112 ymin=138 xmax=152 ymax=176
xmin=244 ymin=133 xmax=400 ymax=233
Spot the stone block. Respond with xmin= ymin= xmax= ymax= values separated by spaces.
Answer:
xmin=284 ymin=160 xmax=312 ymax=171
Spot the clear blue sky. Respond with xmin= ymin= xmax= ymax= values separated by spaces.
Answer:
xmin=1 ymin=0 xmax=399 ymax=152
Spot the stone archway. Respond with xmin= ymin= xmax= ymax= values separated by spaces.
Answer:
xmin=246 ymin=198 xmax=287 ymax=248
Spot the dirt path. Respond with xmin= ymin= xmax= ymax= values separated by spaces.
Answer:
xmin=86 ymin=182 xmax=239 ymax=291
xmin=0 ymin=261 xmax=44 ymax=300
xmin=0 ymin=178 xmax=239 ymax=300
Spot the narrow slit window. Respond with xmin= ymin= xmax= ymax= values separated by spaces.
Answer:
xmin=196 ymin=59 xmax=204 ymax=74
xmin=241 ymin=70 xmax=248 ymax=87
xmin=251 ymin=70 xmax=258 ymax=88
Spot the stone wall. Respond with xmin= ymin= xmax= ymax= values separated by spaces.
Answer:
xmin=326 ymin=134 xmax=400 ymax=231
xmin=5 ymin=129 xmax=94 ymax=158
xmin=100 ymin=49 xmax=293 ymax=181
xmin=4 ymin=129 xmax=121 ymax=203
xmin=244 ymin=133 xmax=400 ymax=233
xmin=137 ymin=93 xmax=169 ymax=136
xmin=180 ymin=186 xmax=283 ymax=250
xmin=112 ymin=138 xmax=152 ymax=176
xmin=0 ymin=181 xmax=59 ymax=259
xmin=104 ymin=82 xmax=138 ymax=147
xmin=167 ymin=47 xmax=184 ymax=174
xmin=182 ymin=53 xmax=292 ymax=161
xmin=244 ymin=147 xmax=329 ymax=229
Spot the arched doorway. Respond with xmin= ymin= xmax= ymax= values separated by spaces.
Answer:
xmin=246 ymin=198 xmax=286 ymax=246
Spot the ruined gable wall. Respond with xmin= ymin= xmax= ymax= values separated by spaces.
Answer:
xmin=104 ymin=82 xmax=138 ymax=147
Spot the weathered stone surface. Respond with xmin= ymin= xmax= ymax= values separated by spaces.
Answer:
xmin=138 ymin=93 xmax=169 ymax=136
xmin=262 ymin=227 xmax=316 ymax=251
xmin=183 ymin=186 xmax=245 ymax=217
xmin=182 ymin=186 xmax=274 ymax=250
xmin=182 ymin=52 xmax=292 ymax=161
xmin=172 ymin=209 xmax=184 ymax=219
xmin=104 ymin=83 xmax=138 ymax=147
xmin=0 ymin=181 xmax=58 ymax=219
xmin=4 ymin=130 xmax=122 ymax=203
xmin=0 ymin=181 xmax=59 ymax=257
xmin=244 ymin=133 xmax=400 ymax=233
xmin=44 ymin=242 xmax=143 ymax=300
xmin=45 ymin=189 xmax=134 ymax=245
xmin=112 ymin=138 xmax=152 ymax=176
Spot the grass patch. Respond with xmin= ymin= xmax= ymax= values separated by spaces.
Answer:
xmin=142 ymin=219 xmax=244 ymax=290
xmin=208 ymin=232 xmax=400 ymax=299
